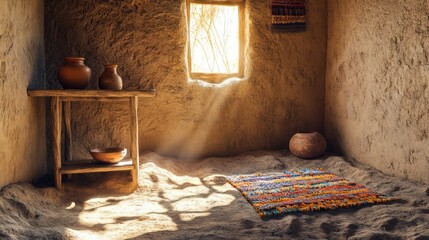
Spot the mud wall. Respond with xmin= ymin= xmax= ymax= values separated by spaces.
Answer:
xmin=0 ymin=0 xmax=46 ymax=187
xmin=45 ymin=0 xmax=327 ymax=160
xmin=325 ymin=0 xmax=429 ymax=183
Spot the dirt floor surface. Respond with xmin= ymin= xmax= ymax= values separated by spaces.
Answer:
xmin=1 ymin=151 xmax=428 ymax=239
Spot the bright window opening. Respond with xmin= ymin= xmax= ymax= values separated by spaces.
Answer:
xmin=187 ymin=1 xmax=244 ymax=83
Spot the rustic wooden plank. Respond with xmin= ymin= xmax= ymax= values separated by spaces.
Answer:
xmin=61 ymin=165 xmax=133 ymax=174
xmin=63 ymin=158 xmax=132 ymax=165
xmin=64 ymin=101 xmax=72 ymax=161
xmin=130 ymin=96 xmax=139 ymax=190
xmin=52 ymin=97 xmax=62 ymax=189
xmin=61 ymin=97 xmax=130 ymax=102
xmin=61 ymin=159 xmax=133 ymax=174
xmin=27 ymin=89 xmax=156 ymax=98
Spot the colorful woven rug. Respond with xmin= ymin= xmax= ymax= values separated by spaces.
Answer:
xmin=272 ymin=0 xmax=306 ymax=31
xmin=227 ymin=169 xmax=399 ymax=218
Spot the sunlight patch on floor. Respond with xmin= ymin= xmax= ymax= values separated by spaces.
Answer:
xmin=71 ymin=160 xmax=238 ymax=239
xmin=172 ymin=193 xmax=235 ymax=212
xmin=77 ymin=198 xmax=178 ymax=238
xmin=163 ymin=185 xmax=210 ymax=201
xmin=179 ymin=212 xmax=211 ymax=222
xmin=65 ymin=201 xmax=75 ymax=209
xmin=210 ymin=182 xmax=232 ymax=193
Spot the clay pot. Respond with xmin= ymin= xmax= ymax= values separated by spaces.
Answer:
xmin=58 ymin=57 xmax=91 ymax=89
xmin=99 ymin=64 xmax=123 ymax=90
xmin=289 ymin=132 xmax=327 ymax=159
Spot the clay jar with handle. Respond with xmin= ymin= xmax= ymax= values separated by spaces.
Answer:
xmin=58 ymin=57 xmax=91 ymax=89
xmin=99 ymin=64 xmax=123 ymax=90
xmin=289 ymin=131 xmax=327 ymax=159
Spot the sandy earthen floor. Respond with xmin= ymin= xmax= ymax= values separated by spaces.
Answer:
xmin=0 ymin=151 xmax=428 ymax=239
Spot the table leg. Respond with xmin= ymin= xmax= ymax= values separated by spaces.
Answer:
xmin=52 ymin=97 xmax=62 ymax=189
xmin=64 ymin=101 xmax=72 ymax=162
xmin=130 ymin=96 xmax=139 ymax=190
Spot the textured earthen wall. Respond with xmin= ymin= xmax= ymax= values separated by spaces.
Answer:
xmin=0 ymin=0 xmax=46 ymax=187
xmin=325 ymin=0 xmax=429 ymax=183
xmin=45 ymin=1 xmax=327 ymax=160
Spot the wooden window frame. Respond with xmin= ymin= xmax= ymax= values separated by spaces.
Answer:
xmin=186 ymin=0 xmax=245 ymax=83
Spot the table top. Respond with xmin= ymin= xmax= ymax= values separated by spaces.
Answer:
xmin=27 ymin=89 xmax=156 ymax=98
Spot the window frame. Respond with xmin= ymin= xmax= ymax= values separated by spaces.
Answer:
xmin=186 ymin=0 xmax=245 ymax=83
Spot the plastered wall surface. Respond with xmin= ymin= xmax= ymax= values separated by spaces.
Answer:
xmin=0 ymin=0 xmax=46 ymax=187
xmin=325 ymin=0 xmax=429 ymax=183
xmin=45 ymin=1 xmax=327 ymax=160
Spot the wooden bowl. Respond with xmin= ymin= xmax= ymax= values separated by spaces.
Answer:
xmin=89 ymin=148 xmax=127 ymax=164
xmin=289 ymin=132 xmax=327 ymax=159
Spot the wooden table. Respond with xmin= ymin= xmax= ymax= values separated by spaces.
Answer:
xmin=27 ymin=89 xmax=156 ymax=190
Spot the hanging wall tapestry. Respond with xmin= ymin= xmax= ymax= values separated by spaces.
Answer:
xmin=272 ymin=0 xmax=306 ymax=31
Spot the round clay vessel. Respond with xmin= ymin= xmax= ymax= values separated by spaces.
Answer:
xmin=89 ymin=148 xmax=127 ymax=164
xmin=99 ymin=64 xmax=123 ymax=90
xmin=289 ymin=132 xmax=327 ymax=159
xmin=58 ymin=57 xmax=91 ymax=89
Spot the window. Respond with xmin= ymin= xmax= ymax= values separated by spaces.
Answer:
xmin=187 ymin=0 xmax=244 ymax=83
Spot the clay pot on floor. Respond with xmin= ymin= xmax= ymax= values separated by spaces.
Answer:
xmin=289 ymin=132 xmax=327 ymax=159
xmin=99 ymin=64 xmax=123 ymax=90
xmin=58 ymin=57 xmax=91 ymax=89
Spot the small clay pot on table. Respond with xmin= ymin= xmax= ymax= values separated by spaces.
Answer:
xmin=58 ymin=57 xmax=91 ymax=89
xmin=99 ymin=64 xmax=123 ymax=90
xmin=289 ymin=132 xmax=327 ymax=159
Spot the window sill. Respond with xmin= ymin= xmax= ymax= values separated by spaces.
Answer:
xmin=187 ymin=76 xmax=246 ymax=88
xmin=189 ymin=73 xmax=243 ymax=84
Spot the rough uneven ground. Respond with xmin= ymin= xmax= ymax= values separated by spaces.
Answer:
xmin=0 ymin=151 xmax=428 ymax=239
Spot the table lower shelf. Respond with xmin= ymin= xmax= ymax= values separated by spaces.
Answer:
xmin=61 ymin=159 xmax=134 ymax=174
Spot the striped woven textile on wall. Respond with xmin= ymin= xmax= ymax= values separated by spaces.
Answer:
xmin=227 ymin=169 xmax=399 ymax=218
xmin=272 ymin=0 xmax=306 ymax=31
